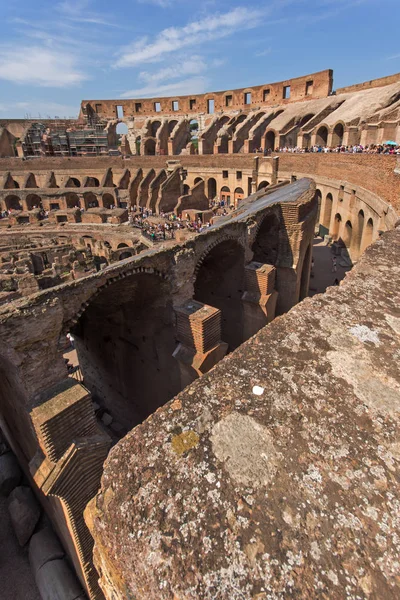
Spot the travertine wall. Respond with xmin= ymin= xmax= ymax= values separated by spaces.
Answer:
xmin=80 ymin=70 xmax=333 ymax=119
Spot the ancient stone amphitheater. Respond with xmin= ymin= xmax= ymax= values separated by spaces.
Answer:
xmin=0 ymin=69 xmax=399 ymax=600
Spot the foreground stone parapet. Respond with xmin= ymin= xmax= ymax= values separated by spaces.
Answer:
xmin=87 ymin=226 xmax=400 ymax=599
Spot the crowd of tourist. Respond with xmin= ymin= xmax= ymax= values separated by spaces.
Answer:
xmin=127 ymin=202 xmax=231 ymax=242
xmin=263 ymin=143 xmax=400 ymax=155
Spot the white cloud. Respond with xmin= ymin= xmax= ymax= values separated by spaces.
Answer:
xmin=138 ymin=55 xmax=207 ymax=84
xmin=255 ymin=48 xmax=272 ymax=57
xmin=0 ymin=46 xmax=87 ymax=87
xmin=115 ymin=6 xmax=266 ymax=67
xmin=120 ymin=76 xmax=209 ymax=98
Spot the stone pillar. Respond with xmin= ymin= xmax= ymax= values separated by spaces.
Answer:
xmin=228 ymin=139 xmax=234 ymax=154
xmin=173 ymin=300 xmax=228 ymax=389
xmin=342 ymin=129 xmax=350 ymax=146
xmin=271 ymin=156 xmax=279 ymax=185
xmin=242 ymin=262 xmax=278 ymax=340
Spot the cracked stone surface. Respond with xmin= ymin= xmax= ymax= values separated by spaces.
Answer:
xmin=88 ymin=226 xmax=399 ymax=599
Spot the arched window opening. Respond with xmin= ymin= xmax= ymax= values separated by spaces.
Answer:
xmin=207 ymin=178 xmax=217 ymax=200
xmin=85 ymin=177 xmax=100 ymax=188
xmin=65 ymin=193 xmax=80 ymax=209
xmin=257 ymin=181 xmax=269 ymax=191
xmin=25 ymin=194 xmax=42 ymax=211
xmin=322 ymin=193 xmax=333 ymax=232
xmin=361 ymin=218 xmax=374 ymax=252
xmin=265 ymin=130 xmax=275 ymax=151
xmin=194 ymin=240 xmax=245 ymax=351
xmin=117 ymin=243 xmax=129 ymax=249
xmin=332 ymin=213 xmax=342 ymax=240
xmin=83 ymin=192 xmax=99 ymax=209
xmin=194 ymin=177 xmax=203 ymax=185
xmin=315 ymin=189 xmax=322 ymax=224
xmin=220 ymin=186 xmax=231 ymax=205
xmin=4 ymin=195 xmax=22 ymax=211
xmin=116 ymin=122 xmax=128 ymax=136
xmin=234 ymin=187 xmax=244 ymax=207
xmin=66 ymin=177 xmax=81 ymax=188
xmin=343 ymin=220 xmax=353 ymax=248
xmin=144 ymin=138 xmax=156 ymax=156
xmin=102 ymin=193 xmax=115 ymax=209
xmin=168 ymin=120 xmax=178 ymax=135
xmin=356 ymin=210 xmax=365 ymax=252
xmin=332 ymin=123 xmax=344 ymax=146
xmin=150 ymin=121 xmax=161 ymax=137
xmin=316 ymin=126 xmax=328 ymax=147
xmin=183 ymin=184 xmax=190 ymax=195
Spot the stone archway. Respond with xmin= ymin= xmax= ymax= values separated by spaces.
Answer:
xmin=194 ymin=239 xmax=245 ymax=351
xmin=361 ymin=218 xmax=374 ymax=252
xmin=4 ymin=195 xmax=22 ymax=210
xmin=207 ymin=178 xmax=217 ymax=199
xmin=144 ymin=139 xmax=156 ymax=156
xmin=316 ymin=126 xmax=328 ymax=147
xmin=102 ymin=193 xmax=114 ymax=209
xmin=332 ymin=213 xmax=342 ymax=240
xmin=220 ymin=186 xmax=231 ymax=206
xmin=321 ymin=192 xmax=333 ymax=234
xmin=25 ymin=193 xmax=42 ymax=210
xmin=71 ymin=272 xmax=181 ymax=430
xmin=332 ymin=123 xmax=344 ymax=146
xmin=265 ymin=130 xmax=275 ymax=151
xmin=65 ymin=193 xmax=80 ymax=209
xmin=83 ymin=192 xmax=99 ymax=209
xmin=252 ymin=213 xmax=281 ymax=265
xmin=257 ymin=181 xmax=269 ymax=191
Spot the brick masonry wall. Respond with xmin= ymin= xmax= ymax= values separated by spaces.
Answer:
xmin=1 ymin=154 xmax=399 ymax=212
xmin=278 ymin=154 xmax=400 ymax=211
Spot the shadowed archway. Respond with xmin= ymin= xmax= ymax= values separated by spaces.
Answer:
xmin=72 ymin=272 xmax=181 ymax=430
xmin=194 ymin=239 xmax=245 ymax=351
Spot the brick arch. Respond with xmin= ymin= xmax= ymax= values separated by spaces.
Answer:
xmin=193 ymin=235 xmax=246 ymax=279
xmin=63 ymin=266 xmax=169 ymax=334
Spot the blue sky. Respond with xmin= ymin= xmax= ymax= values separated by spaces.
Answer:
xmin=0 ymin=0 xmax=399 ymax=118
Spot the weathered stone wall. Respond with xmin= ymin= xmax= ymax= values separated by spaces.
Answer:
xmin=336 ymin=71 xmax=400 ymax=94
xmin=0 ymin=180 xmax=316 ymax=599
xmin=80 ymin=70 xmax=333 ymax=119
xmin=86 ymin=224 xmax=400 ymax=600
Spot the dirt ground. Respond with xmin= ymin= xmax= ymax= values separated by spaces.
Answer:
xmin=309 ymin=236 xmax=351 ymax=295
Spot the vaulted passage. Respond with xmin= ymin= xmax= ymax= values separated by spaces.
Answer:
xmin=252 ymin=213 xmax=281 ymax=265
xmin=194 ymin=240 xmax=245 ymax=351
xmin=72 ymin=273 xmax=181 ymax=430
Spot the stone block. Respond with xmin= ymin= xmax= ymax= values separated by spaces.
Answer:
xmin=0 ymin=452 xmax=21 ymax=496
xmin=35 ymin=559 xmax=85 ymax=600
xmin=8 ymin=486 xmax=41 ymax=546
xmin=29 ymin=527 xmax=65 ymax=574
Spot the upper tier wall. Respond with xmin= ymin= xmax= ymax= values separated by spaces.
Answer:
xmin=336 ymin=72 xmax=400 ymax=95
xmin=80 ymin=70 xmax=333 ymax=120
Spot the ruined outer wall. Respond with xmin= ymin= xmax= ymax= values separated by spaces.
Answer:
xmin=86 ymin=225 xmax=400 ymax=600
xmin=81 ymin=70 xmax=333 ymax=119
xmin=336 ymin=72 xmax=400 ymax=95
